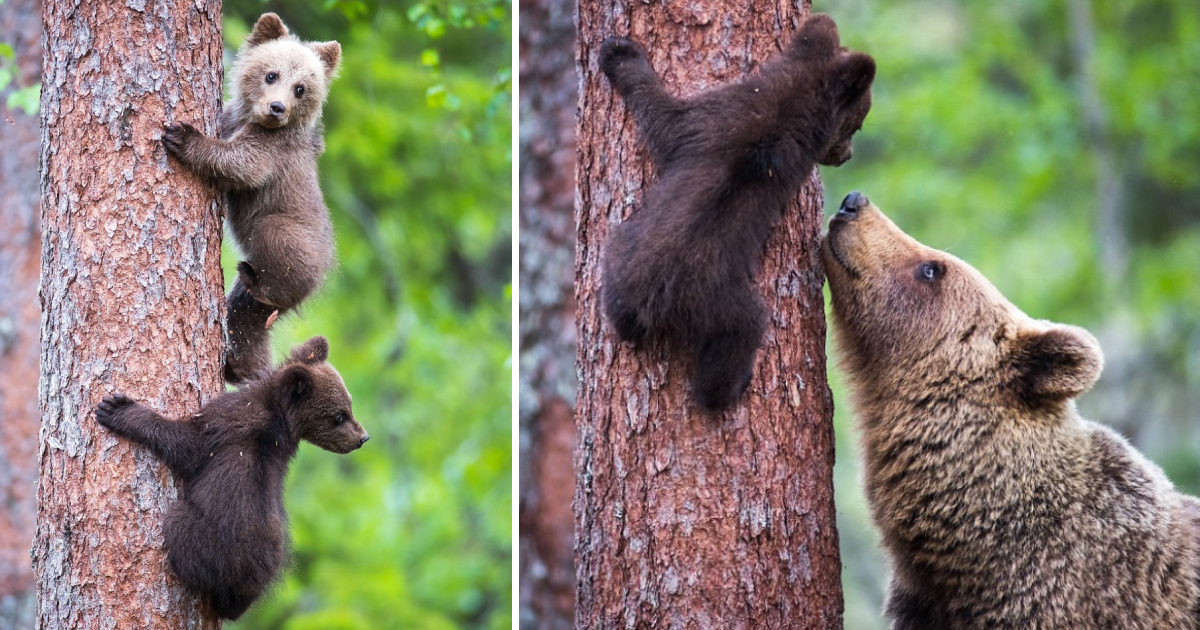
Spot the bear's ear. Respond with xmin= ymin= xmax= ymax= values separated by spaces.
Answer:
xmin=278 ymin=364 xmax=315 ymax=405
xmin=1010 ymin=325 xmax=1103 ymax=405
xmin=290 ymin=336 xmax=329 ymax=364
xmin=310 ymin=41 xmax=342 ymax=79
xmin=789 ymin=13 xmax=841 ymax=60
xmin=246 ymin=13 xmax=289 ymax=48
xmin=830 ymin=52 xmax=876 ymax=108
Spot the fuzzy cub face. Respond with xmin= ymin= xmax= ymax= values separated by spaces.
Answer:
xmin=822 ymin=192 xmax=1103 ymax=409
xmin=278 ymin=336 xmax=369 ymax=454
xmin=788 ymin=14 xmax=876 ymax=166
xmin=233 ymin=13 xmax=341 ymax=129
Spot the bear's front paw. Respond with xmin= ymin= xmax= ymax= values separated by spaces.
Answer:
xmin=599 ymin=37 xmax=648 ymax=79
xmin=96 ymin=394 xmax=137 ymax=430
xmin=161 ymin=122 xmax=199 ymax=156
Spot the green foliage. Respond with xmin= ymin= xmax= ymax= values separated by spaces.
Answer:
xmin=0 ymin=42 xmax=39 ymax=116
xmin=822 ymin=1 xmax=1200 ymax=628
xmin=219 ymin=2 xmax=510 ymax=628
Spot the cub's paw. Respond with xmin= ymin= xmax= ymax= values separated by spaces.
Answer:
xmin=599 ymin=37 xmax=649 ymax=79
xmin=161 ymin=122 xmax=199 ymax=156
xmin=96 ymin=394 xmax=137 ymax=430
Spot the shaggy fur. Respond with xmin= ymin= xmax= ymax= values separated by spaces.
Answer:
xmin=163 ymin=13 xmax=341 ymax=383
xmin=599 ymin=14 xmax=875 ymax=410
xmin=823 ymin=191 xmax=1200 ymax=630
xmin=94 ymin=336 xmax=368 ymax=620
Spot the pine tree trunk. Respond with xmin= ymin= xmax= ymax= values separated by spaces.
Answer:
xmin=35 ymin=2 xmax=226 ymax=627
xmin=517 ymin=0 xmax=578 ymax=626
xmin=0 ymin=0 xmax=42 ymax=627
xmin=573 ymin=2 xmax=843 ymax=628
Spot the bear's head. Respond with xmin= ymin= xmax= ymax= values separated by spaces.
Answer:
xmin=787 ymin=14 xmax=876 ymax=166
xmin=822 ymin=191 xmax=1103 ymax=411
xmin=275 ymin=336 xmax=369 ymax=454
xmin=231 ymin=13 xmax=341 ymax=130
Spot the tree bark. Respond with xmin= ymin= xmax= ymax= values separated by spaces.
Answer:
xmin=573 ymin=2 xmax=843 ymax=628
xmin=0 ymin=0 xmax=42 ymax=627
xmin=35 ymin=2 xmax=226 ymax=628
xmin=517 ymin=0 xmax=578 ymax=627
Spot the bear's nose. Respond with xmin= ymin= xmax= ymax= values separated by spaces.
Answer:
xmin=360 ymin=434 xmax=370 ymax=445
xmin=838 ymin=190 xmax=868 ymax=217
xmin=269 ymin=101 xmax=286 ymax=116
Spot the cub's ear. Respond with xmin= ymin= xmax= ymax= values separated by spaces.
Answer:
xmin=245 ymin=13 xmax=289 ymax=48
xmin=278 ymin=364 xmax=315 ymax=405
xmin=310 ymin=41 xmax=342 ymax=79
xmin=290 ymin=336 xmax=329 ymax=364
xmin=1010 ymin=324 xmax=1103 ymax=405
xmin=830 ymin=52 xmax=876 ymax=107
xmin=789 ymin=13 xmax=841 ymax=60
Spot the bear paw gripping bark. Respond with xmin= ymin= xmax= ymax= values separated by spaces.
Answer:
xmin=161 ymin=12 xmax=342 ymax=384
xmin=823 ymin=192 xmax=1200 ymax=630
xmin=598 ymin=14 xmax=875 ymax=411
xmin=95 ymin=336 xmax=368 ymax=620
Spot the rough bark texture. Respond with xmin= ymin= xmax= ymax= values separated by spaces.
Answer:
xmin=0 ymin=0 xmax=42 ymax=627
xmin=517 ymin=0 xmax=578 ymax=627
xmin=574 ymin=2 xmax=843 ymax=628
xmin=35 ymin=2 xmax=226 ymax=628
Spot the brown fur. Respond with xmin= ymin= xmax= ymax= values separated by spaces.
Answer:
xmin=598 ymin=14 xmax=875 ymax=410
xmin=823 ymin=191 xmax=1200 ymax=629
xmin=94 ymin=336 xmax=368 ymax=620
xmin=162 ymin=13 xmax=342 ymax=383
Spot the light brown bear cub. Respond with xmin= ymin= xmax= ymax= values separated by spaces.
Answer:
xmin=163 ymin=13 xmax=341 ymax=383
xmin=823 ymin=191 xmax=1200 ymax=630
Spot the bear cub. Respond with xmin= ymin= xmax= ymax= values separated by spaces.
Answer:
xmin=162 ymin=13 xmax=342 ymax=384
xmin=599 ymin=14 xmax=875 ymax=411
xmin=823 ymin=191 xmax=1200 ymax=629
xmin=95 ymin=336 xmax=368 ymax=620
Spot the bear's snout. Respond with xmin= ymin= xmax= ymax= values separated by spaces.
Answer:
xmin=269 ymin=101 xmax=286 ymax=116
xmin=838 ymin=190 xmax=868 ymax=218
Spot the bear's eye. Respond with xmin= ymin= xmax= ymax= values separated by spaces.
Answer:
xmin=335 ymin=413 xmax=346 ymax=425
xmin=917 ymin=261 xmax=944 ymax=283
xmin=294 ymin=84 xmax=305 ymax=98
xmin=265 ymin=72 xmax=278 ymax=84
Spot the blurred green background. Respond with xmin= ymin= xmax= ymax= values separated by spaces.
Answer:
xmin=219 ymin=2 xmax=511 ymax=628
xmin=821 ymin=1 xmax=1200 ymax=627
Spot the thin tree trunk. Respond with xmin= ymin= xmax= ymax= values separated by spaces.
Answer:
xmin=574 ymin=2 xmax=843 ymax=628
xmin=517 ymin=0 xmax=578 ymax=626
xmin=0 ymin=0 xmax=42 ymax=627
xmin=35 ymin=2 xmax=226 ymax=628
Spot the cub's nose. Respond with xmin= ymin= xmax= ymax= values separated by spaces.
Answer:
xmin=269 ymin=101 xmax=286 ymax=116
xmin=838 ymin=190 xmax=869 ymax=218
xmin=360 ymin=434 xmax=370 ymax=445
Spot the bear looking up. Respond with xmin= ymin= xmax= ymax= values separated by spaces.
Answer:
xmin=162 ymin=12 xmax=342 ymax=384
xmin=823 ymin=191 xmax=1200 ymax=630
xmin=599 ymin=14 xmax=875 ymax=411
xmin=95 ymin=336 xmax=368 ymax=620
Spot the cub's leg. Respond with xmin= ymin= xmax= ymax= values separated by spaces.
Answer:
xmin=95 ymin=395 xmax=201 ymax=477
xmin=161 ymin=122 xmax=274 ymax=190
xmin=601 ymin=282 xmax=649 ymax=346
xmin=225 ymin=277 xmax=278 ymax=384
xmin=885 ymin=585 xmax=949 ymax=630
xmin=599 ymin=38 xmax=686 ymax=165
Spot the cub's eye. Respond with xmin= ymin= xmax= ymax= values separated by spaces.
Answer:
xmin=917 ymin=261 xmax=945 ymax=283
xmin=335 ymin=413 xmax=346 ymax=425
xmin=294 ymin=85 xmax=305 ymax=98
xmin=265 ymin=72 xmax=278 ymax=84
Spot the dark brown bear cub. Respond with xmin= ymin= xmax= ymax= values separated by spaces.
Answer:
xmin=599 ymin=14 xmax=875 ymax=410
xmin=823 ymin=191 xmax=1200 ymax=630
xmin=162 ymin=13 xmax=341 ymax=384
xmin=95 ymin=336 xmax=368 ymax=620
